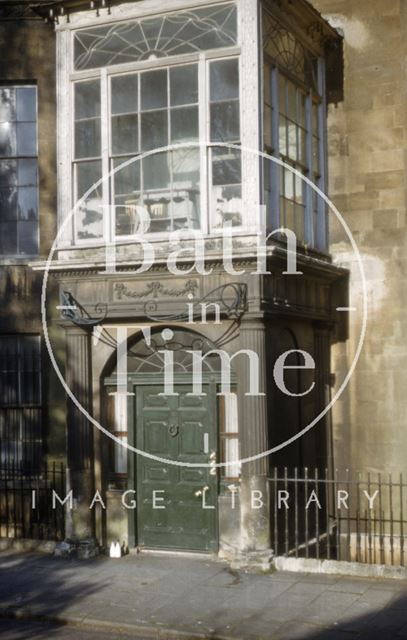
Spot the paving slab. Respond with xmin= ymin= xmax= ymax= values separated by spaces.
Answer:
xmin=1 ymin=551 xmax=407 ymax=640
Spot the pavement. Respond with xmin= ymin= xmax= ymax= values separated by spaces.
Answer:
xmin=1 ymin=551 xmax=407 ymax=640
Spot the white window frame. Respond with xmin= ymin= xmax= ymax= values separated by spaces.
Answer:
xmin=56 ymin=0 xmax=262 ymax=249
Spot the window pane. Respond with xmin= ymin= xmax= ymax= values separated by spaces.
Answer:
xmin=111 ymin=74 xmax=138 ymax=115
xmin=18 ymin=186 xmax=38 ymax=220
xmin=172 ymin=148 xmax=200 ymax=187
xmin=141 ymin=70 xmax=167 ymax=110
xmin=285 ymin=199 xmax=294 ymax=232
xmin=112 ymin=114 xmax=138 ymax=155
xmin=171 ymin=107 xmax=198 ymax=143
xmin=279 ymin=116 xmax=287 ymax=155
xmin=294 ymin=172 xmax=304 ymax=205
xmin=212 ymin=148 xmax=241 ymax=186
xmin=294 ymin=203 xmax=304 ymax=241
xmin=18 ymin=220 xmax=38 ymax=254
xmin=0 ymin=88 xmax=16 ymax=123
xmin=18 ymin=159 xmax=37 ymax=186
xmin=0 ymin=221 xmax=17 ymax=254
xmin=298 ymin=127 xmax=306 ymax=165
xmin=75 ymin=80 xmax=101 ymax=119
xmin=172 ymin=149 xmax=200 ymax=228
xmin=278 ymin=75 xmax=286 ymax=113
xmin=170 ymin=65 xmax=198 ymax=106
xmin=0 ymin=159 xmax=17 ymax=187
xmin=17 ymin=123 xmax=37 ymax=156
xmin=16 ymin=87 xmax=36 ymax=122
xmin=210 ymin=59 xmax=239 ymax=102
xmin=76 ymin=160 xmax=103 ymax=240
xmin=0 ymin=122 xmax=16 ymax=156
xmin=284 ymin=167 xmax=294 ymax=200
xmin=287 ymin=122 xmax=296 ymax=161
xmin=287 ymin=82 xmax=297 ymax=121
xmin=210 ymin=101 xmax=240 ymax=142
xmin=115 ymin=200 xmax=142 ymax=236
xmin=113 ymin=157 xmax=140 ymax=196
xmin=0 ymin=187 xmax=17 ymax=219
xmin=140 ymin=110 xmax=167 ymax=151
xmin=212 ymin=184 xmax=242 ymax=228
xmin=142 ymin=153 xmax=170 ymax=191
xmin=75 ymin=119 xmax=101 ymax=159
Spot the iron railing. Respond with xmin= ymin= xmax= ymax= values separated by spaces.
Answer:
xmin=269 ymin=468 xmax=407 ymax=567
xmin=0 ymin=462 xmax=65 ymax=541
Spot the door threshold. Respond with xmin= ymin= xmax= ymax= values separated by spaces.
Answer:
xmin=131 ymin=547 xmax=218 ymax=560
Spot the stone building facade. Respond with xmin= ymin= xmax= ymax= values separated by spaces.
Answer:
xmin=5 ymin=0 xmax=390 ymax=564
xmin=312 ymin=0 xmax=407 ymax=479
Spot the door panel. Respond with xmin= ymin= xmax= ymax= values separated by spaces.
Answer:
xmin=136 ymin=384 xmax=217 ymax=551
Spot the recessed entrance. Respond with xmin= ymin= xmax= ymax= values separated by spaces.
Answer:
xmin=105 ymin=328 xmax=225 ymax=552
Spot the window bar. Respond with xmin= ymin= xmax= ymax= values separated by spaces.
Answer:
xmin=400 ymin=473 xmax=404 ymax=567
xmin=389 ymin=472 xmax=394 ymax=565
xmin=20 ymin=464 xmax=25 ymax=539
xmin=34 ymin=465 xmax=40 ymax=540
xmin=367 ymin=471 xmax=372 ymax=564
xmin=378 ymin=472 xmax=384 ymax=564
xmin=335 ymin=467 xmax=340 ymax=560
xmin=325 ymin=467 xmax=330 ymax=560
xmin=12 ymin=460 xmax=17 ymax=538
xmin=346 ymin=468 xmax=351 ymax=562
xmin=44 ymin=461 xmax=49 ymax=541
xmin=356 ymin=471 xmax=361 ymax=563
xmin=366 ymin=505 xmax=373 ymax=565
xmin=372 ymin=508 xmax=377 ymax=564
xmin=315 ymin=467 xmax=319 ymax=560
xmin=61 ymin=462 xmax=66 ymax=539
xmin=53 ymin=461 xmax=58 ymax=537
xmin=273 ymin=466 xmax=278 ymax=556
xmin=5 ymin=466 xmax=9 ymax=538
xmin=284 ymin=466 xmax=289 ymax=556
xmin=304 ymin=466 xmax=309 ymax=558
xmin=294 ymin=466 xmax=299 ymax=558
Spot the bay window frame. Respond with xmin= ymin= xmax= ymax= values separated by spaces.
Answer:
xmin=264 ymin=53 xmax=328 ymax=250
xmin=69 ymin=48 xmax=244 ymax=246
xmin=56 ymin=0 xmax=262 ymax=249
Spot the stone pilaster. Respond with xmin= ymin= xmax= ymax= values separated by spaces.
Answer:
xmin=234 ymin=318 xmax=272 ymax=566
xmin=65 ymin=326 xmax=95 ymax=540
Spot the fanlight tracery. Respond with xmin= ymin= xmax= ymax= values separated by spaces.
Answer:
xmin=110 ymin=329 xmax=222 ymax=375
xmin=74 ymin=3 xmax=237 ymax=71
xmin=263 ymin=11 xmax=318 ymax=92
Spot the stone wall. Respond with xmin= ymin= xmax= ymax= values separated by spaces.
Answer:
xmin=311 ymin=0 xmax=407 ymax=477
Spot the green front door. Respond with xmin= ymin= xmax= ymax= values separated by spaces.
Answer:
xmin=135 ymin=384 xmax=218 ymax=552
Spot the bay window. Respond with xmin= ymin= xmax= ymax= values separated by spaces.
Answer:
xmin=263 ymin=9 xmax=328 ymax=251
xmin=68 ymin=2 xmax=243 ymax=244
